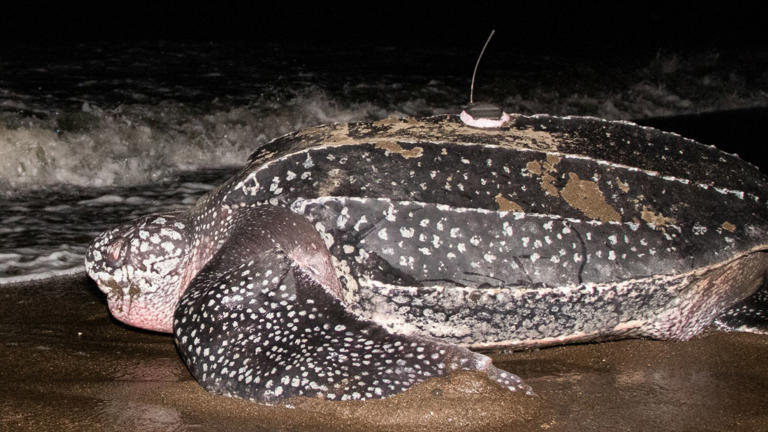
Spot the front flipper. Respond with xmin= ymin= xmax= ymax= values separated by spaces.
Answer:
xmin=173 ymin=206 xmax=530 ymax=403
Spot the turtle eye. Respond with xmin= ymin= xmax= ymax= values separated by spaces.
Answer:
xmin=106 ymin=239 xmax=125 ymax=266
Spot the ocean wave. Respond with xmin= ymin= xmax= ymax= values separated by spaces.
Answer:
xmin=0 ymin=89 xmax=425 ymax=195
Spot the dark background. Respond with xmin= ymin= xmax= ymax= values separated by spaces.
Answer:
xmin=2 ymin=2 xmax=766 ymax=53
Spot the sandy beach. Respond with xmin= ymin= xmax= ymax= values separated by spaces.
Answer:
xmin=0 ymin=275 xmax=765 ymax=431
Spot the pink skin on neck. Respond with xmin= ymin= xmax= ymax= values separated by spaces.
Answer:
xmin=107 ymin=295 xmax=176 ymax=333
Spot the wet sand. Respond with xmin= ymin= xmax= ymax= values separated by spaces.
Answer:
xmin=1 ymin=275 xmax=767 ymax=432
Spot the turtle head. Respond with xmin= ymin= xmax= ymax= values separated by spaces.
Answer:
xmin=85 ymin=212 xmax=190 ymax=333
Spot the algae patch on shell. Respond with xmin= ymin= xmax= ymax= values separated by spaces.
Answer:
xmin=559 ymin=172 xmax=621 ymax=223
xmin=526 ymin=155 xmax=561 ymax=198
xmin=640 ymin=205 xmax=676 ymax=228
xmin=374 ymin=141 xmax=424 ymax=159
xmin=495 ymin=194 xmax=524 ymax=212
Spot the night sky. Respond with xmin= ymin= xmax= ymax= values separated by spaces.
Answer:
xmin=1 ymin=2 xmax=765 ymax=52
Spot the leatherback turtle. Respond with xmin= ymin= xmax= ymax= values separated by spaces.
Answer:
xmin=85 ymin=114 xmax=768 ymax=403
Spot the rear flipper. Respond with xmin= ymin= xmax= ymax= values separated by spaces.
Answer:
xmin=714 ymin=280 xmax=768 ymax=334
xmin=173 ymin=206 xmax=531 ymax=403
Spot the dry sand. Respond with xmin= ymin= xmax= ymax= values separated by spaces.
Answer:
xmin=1 ymin=275 xmax=766 ymax=431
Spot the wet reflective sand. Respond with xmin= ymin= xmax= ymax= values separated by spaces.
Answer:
xmin=1 ymin=276 xmax=766 ymax=431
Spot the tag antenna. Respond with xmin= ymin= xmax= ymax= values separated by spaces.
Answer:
xmin=470 ymin=29 xmax=495 ymax=105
